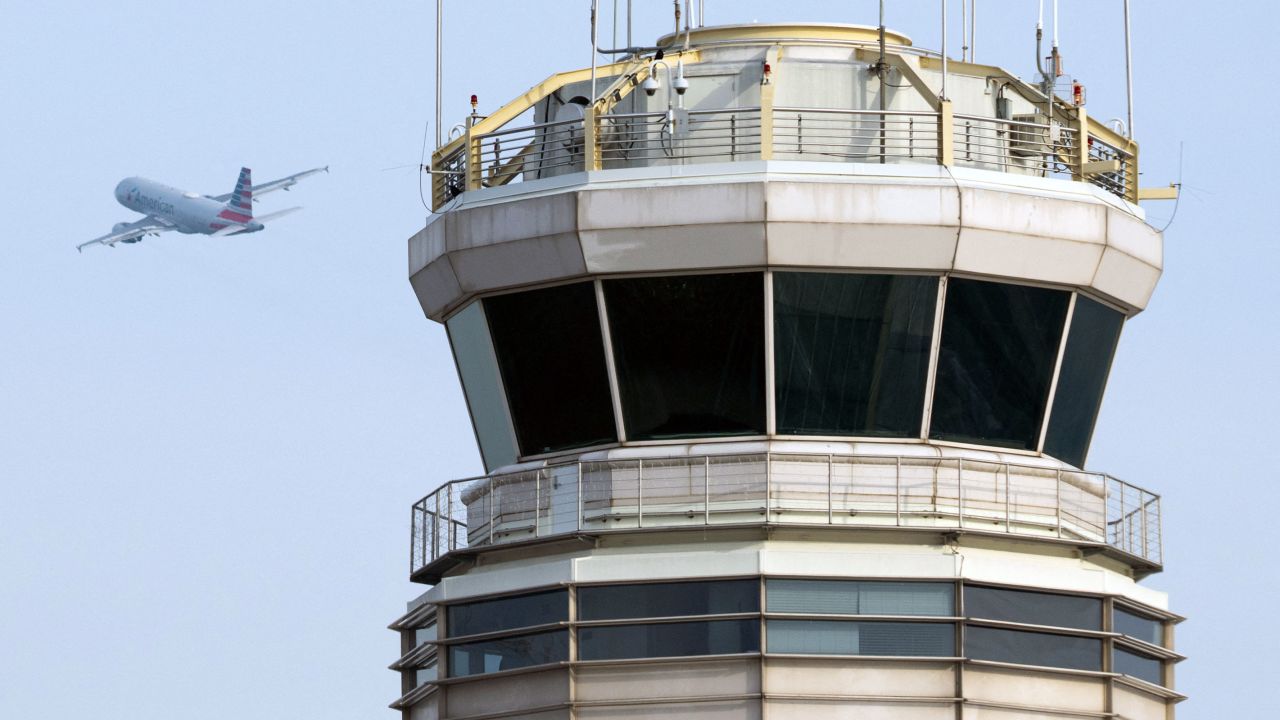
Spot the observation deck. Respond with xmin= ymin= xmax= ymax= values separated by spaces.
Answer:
xmin=430 ymin=23 xmax=1137 ymax=212
xmin=411 ymin=447 xmax=1162 ymax=583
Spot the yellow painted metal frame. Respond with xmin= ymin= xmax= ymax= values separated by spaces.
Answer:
xmin=759 ymin=46 xmax=781 ymax=161
xmin=434 ymin=40 xmax=1143 ymax=208
xmin=656 ymin=23 xmax=912 ymax=48
xmin=1138 ymin=185 xmax=1179 ymax=201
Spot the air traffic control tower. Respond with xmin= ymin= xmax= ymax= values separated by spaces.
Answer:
xmin=390 ymin=17 xmax=1183 ymax=720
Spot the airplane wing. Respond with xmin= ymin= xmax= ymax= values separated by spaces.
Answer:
xmin=76 ymin=216 xmax=174 ymax=253
xmin=211 ymin=166 xmax=328 ymax=202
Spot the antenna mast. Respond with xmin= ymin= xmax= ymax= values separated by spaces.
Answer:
xmin=434 ymin=0 xmax=443 ymax=148
xmin=1124 ymin=0 xmax=1135 ymax=136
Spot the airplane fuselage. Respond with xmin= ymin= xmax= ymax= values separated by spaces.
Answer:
xmin=114 ymin=177 xmax=263 ymax=235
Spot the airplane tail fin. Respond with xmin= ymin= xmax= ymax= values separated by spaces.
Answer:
xmin=226 ymin=167 xmax=254 ymax=220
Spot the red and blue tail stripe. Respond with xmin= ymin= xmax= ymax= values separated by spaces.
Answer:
xmin=221 ymin=167 xmax=253 ymax=222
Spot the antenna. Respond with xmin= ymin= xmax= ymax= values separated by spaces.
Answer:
xmin=940 ymin=0 xmax=948 ymax=100
xmin=591 ymin=0 xmax=600 ymax=101
xmin=435 ymin=0 xmax=443 ymax=148
xmin=970 ymin=0 xmax=976 ymax=63
xmin=1124 ymin=0 xmax=1135 ymax=137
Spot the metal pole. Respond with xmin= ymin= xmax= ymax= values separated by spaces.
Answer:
xmin=1141 ymin=495 xmax=1150 ymax=559
xmin=577 ymin=462 xmax=584 ymax=532
xmin=970 ymin=0 xmax=976 ymax=63
xmin=879 ymin=0 xmax=886 ymax=163
xmin=940 ymin=0 xmax=948 ymax=100
xmin=764 ymin=452 xmax=772 ymax=521
xmin=433 ymin=490 xmax=441 ymax=558
xmin=637 ymin=458 xmax=644 ymax=528
xmin=535 ymin=469 xmax=542 ymax=537
xmin=627 ymin=0 xmax=632 ymax=50
xmin=1053 ymin=0 xmax=1059 ymax=49
xmin=961 ymin=0 xmax=968 ymax=62
xmin=1055 ymin=468 xmax=1063 ymax=538
xmin=895 ymin=456 xmax=902 ymax=526
xmin=704 ymin=456 xmax=711 ymax=525
xmin=1004 ymin=465 xmax=1011 ymax=532
xmin=684 ymin=0 xmax=692 ymax=50
xmin=435 ymin=0 xmax=443 ymax=148
xmin=827 ymin=455 xmax=834 ymax=525
xmin=591 ymin=0 xmax=600 ymax=101
xmin=1123 ymin=0 xmax=1135 ymax=136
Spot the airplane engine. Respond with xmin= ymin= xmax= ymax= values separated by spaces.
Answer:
xmin=112 ymin=222 xmax=130 ymax=233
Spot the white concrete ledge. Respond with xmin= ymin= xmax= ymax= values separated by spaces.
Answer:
xmin=409 ymin=163 xmax=1162 ymax=320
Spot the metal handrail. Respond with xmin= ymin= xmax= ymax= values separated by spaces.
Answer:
xmin=431 ymin=61 xmax=1138 ymax=209
xmin=433 ymin=104 xmax=1129 ymax=207
xmin=410 ymin=452 xmax=1162 ymax=575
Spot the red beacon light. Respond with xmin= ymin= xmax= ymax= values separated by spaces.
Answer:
xmin=762 ymin=62 xmax=772 ymax=85
xmin=1072 ymin=81 xmax=1086 ymax=107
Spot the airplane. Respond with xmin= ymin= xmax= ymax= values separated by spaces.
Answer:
xmin=76 ymin=166 xmax=327 ymax=252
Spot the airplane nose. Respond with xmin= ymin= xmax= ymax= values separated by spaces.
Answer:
xmin=114 ymin=179 xmax=130 ymax=202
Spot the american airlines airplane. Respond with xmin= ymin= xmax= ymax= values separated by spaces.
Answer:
xmin=77 ymin=166 xmax=327 ymax=252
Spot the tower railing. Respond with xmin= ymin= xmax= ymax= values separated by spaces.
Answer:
xmin=435 ymin=105 xmax=1128 ymax=207
xmin=410 ymin=452 xmax=1162 ymax=576
xmin=430 ymin=50 xmax=1139 ymax=210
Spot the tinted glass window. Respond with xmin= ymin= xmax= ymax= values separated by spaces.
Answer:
xmin=767 ymin=580 xmax=953 ymax=616
xmin=966 ymin=626 xmax=1101 ymax=671
xmin=414 ymin=623 xmax=438 ymax=646
xmin=604 ymin=273 xmax=765 ymax=440
xmin=768 ymin=620 xmax=954 ymax=656
xmin=774 ymin=273 xmax=937 ymax=437
xmin=448 ymin=629 xmax=568 ymax=677
xmin=930 ymin=279 xmax=1069 ymax=449
xmin=415 ymin=662 xmax=437 ymax=687
xmin=1114 ymin=647 xmax=1164 ymax=685
xmin=485 ymin=282 xmax=617 ymax=456
xmin=578 ymin=579 xmax=758 ymax=621
xmin=1043 ymin=296 xmax=1125 ymax=467
xmin=1114 ymin=607 xmax=1164 ymax=646
xmin=447 ymin=303 xmax=518 ymax=470
xmin=446 ymin=589 xmax=567 ymax=638
xmin=964 ymin=586 xmax=1101 ymax=631
xmin=578 ymin=619 xmax=760 ymax=660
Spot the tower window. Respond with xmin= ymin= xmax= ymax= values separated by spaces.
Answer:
xmin=604 ymin=273 xmax=766 ymax=440
xmin=1114 ymin=646 xmax=1165 ymax=685
xmin=578 ymin=579 xmax=759 ymax=621
xmin=448 ymin=629 xmax=568 ymax=677
xmin=767 ymin=619 xmax=955 ymax=657
xmin=964 ymin=585 xmax=1102 ymax=631
xmin=578 ymin=619 xmax=760 ymax=661
xmin=774 ymin=273 xmax=937 ymax=438
xmin=966 ymin=625 xmax=1102 ymax=671
xmin=930 ymin=279 xmax=1069 ymax=450
xmin=1043 ymin=295 xmax=1125 ymax=468
xmin=485 ymin=282 xmax=618 ymax=456
xmin=766 ymin=579 xmax=954 ymax=616
xmin=446 ymin=589 xmax=568 ymax=638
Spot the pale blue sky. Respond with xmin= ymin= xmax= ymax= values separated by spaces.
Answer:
xmin=1 ymin=2 xmax=1273 ymax=717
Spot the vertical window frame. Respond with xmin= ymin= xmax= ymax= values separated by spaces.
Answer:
xmin=445 ymin=301 xmax=521 ymax=472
